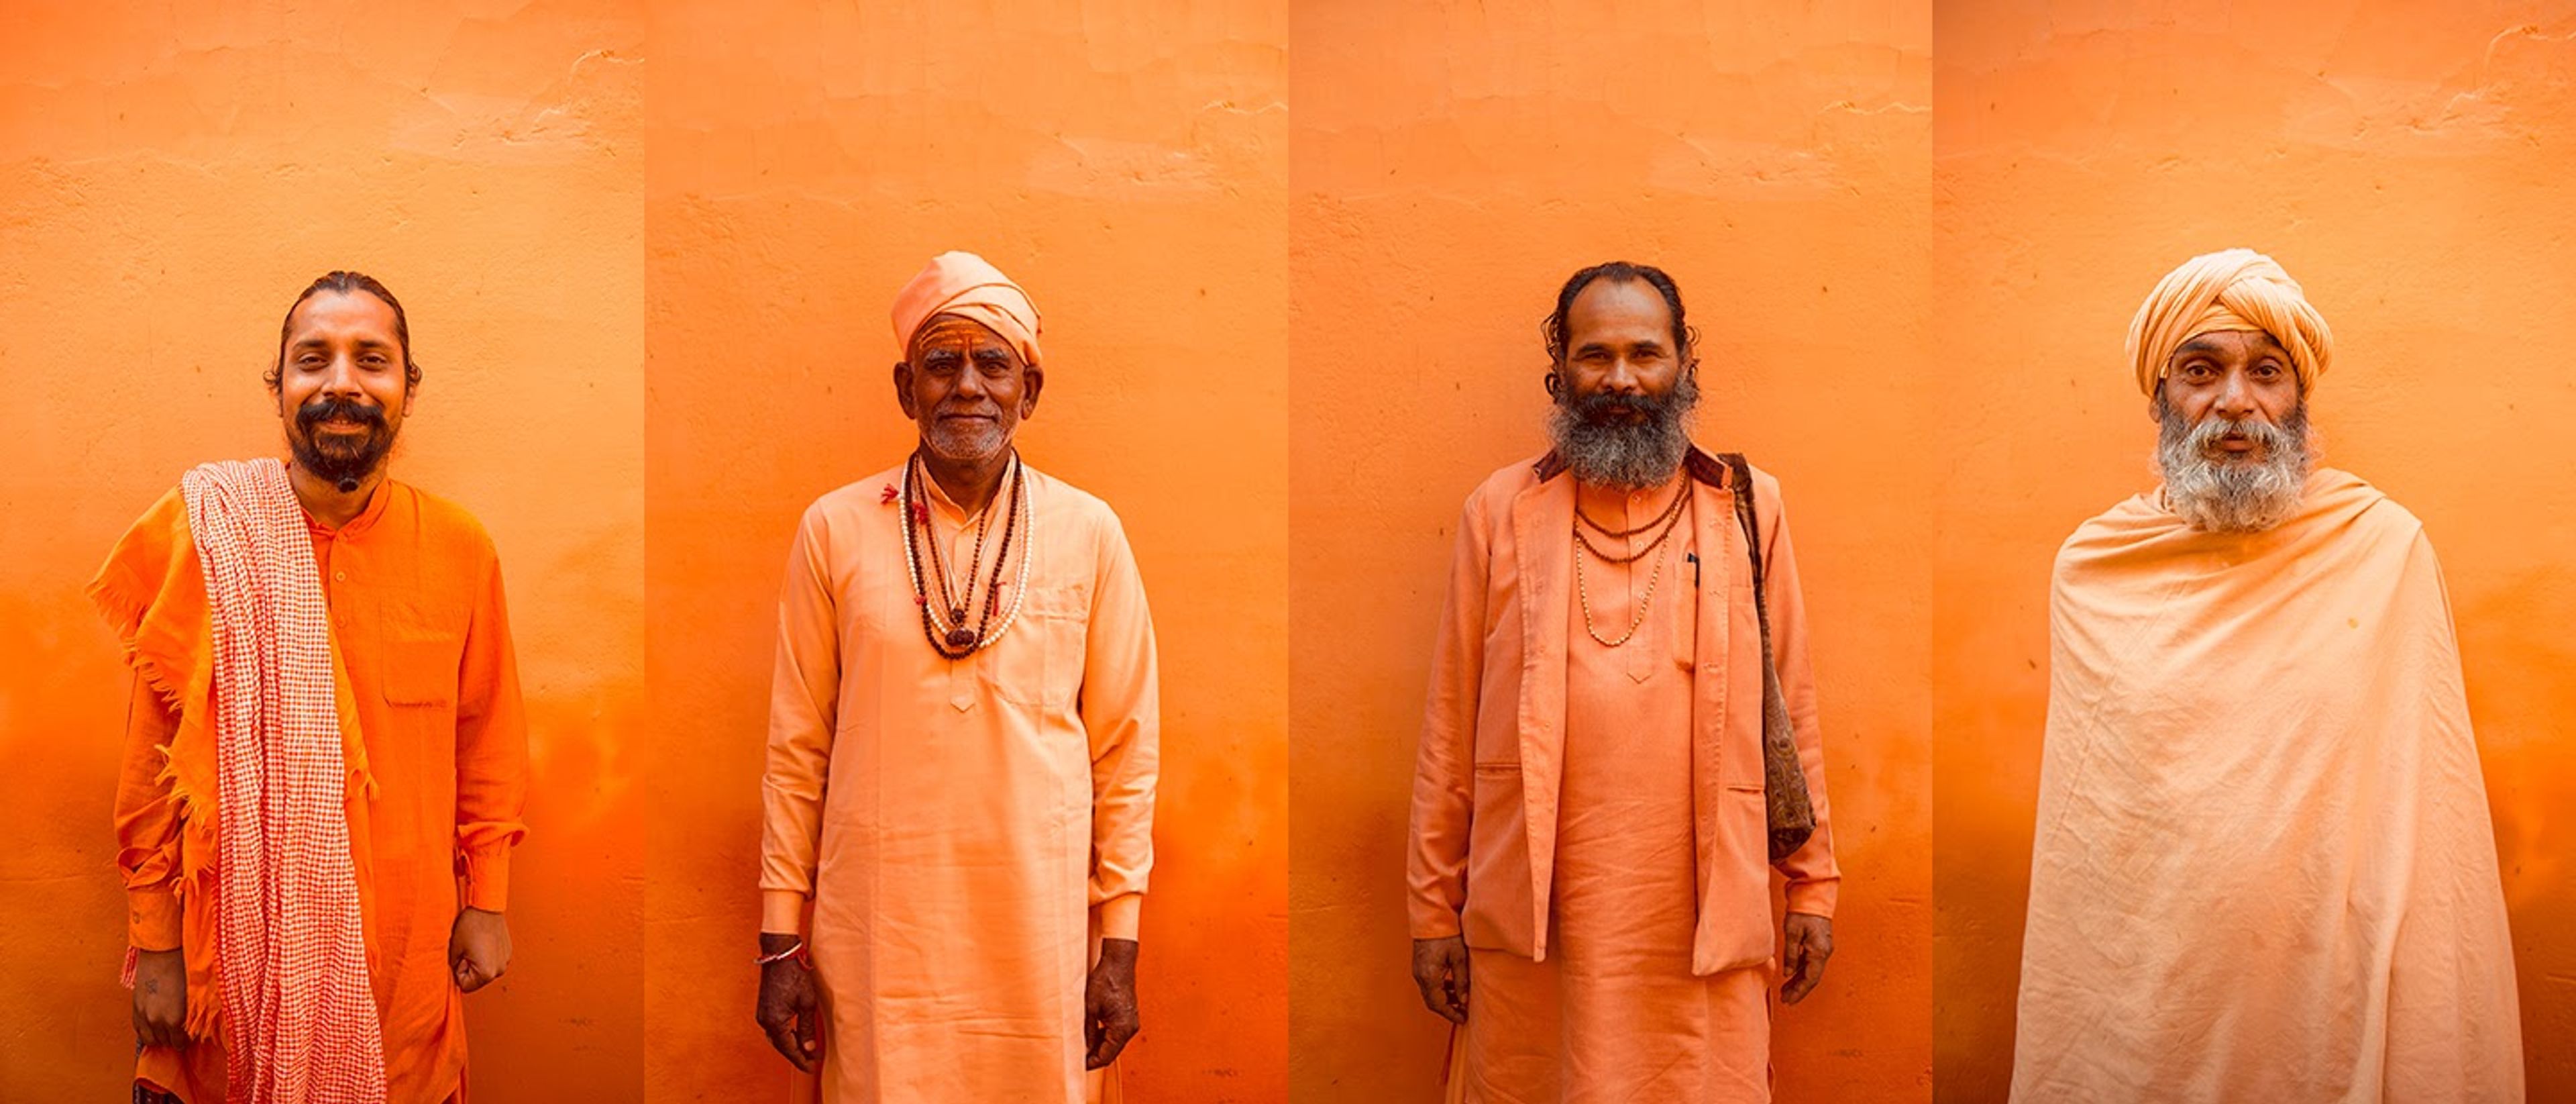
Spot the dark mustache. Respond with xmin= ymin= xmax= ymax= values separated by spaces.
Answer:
xmin=1571 ymin=392 xmax=1658 ymax=419
xmin=297 ymin=397 xmax=388 ymax=430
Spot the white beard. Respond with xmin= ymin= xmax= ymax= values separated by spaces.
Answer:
xmin=2155 ymin=403 xmax=2313 ymax=534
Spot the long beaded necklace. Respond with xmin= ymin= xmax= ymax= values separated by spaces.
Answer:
xmin=900 ymin=452 xmax=1034 ymax=658
xmin=1573 ymin=489 xmax=1687 ymax=647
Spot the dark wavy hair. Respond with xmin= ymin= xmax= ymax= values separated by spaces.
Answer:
xmin=1540 ymin=261 xmax=1699 ymax=377
xmin=263 ymin=270 xmax=421 ymax=391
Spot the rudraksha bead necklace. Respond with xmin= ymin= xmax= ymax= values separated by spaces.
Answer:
xmin=900 ymin=452 xmax=1034 ymax=658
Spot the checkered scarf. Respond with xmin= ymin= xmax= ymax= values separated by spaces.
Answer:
xmin=181 ymin=458 xmax=386 ymax=1103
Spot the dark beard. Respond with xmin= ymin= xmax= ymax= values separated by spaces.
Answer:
xmin=1546 ymin=372 xmax=1700 ymax=490
xmin=290 ymin=396 xmax=395 ymax=487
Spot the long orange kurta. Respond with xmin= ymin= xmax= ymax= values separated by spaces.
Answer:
xmin=93 ymin=476 xmax=533 ymax=1104
xmin=759 ymin=459 xmax=1159 ymax=1103
xmin=1409 ymin=448 xmax=1837 ymax=1101
xmin=2012 ymin=467 xmax=2522 ymax=1102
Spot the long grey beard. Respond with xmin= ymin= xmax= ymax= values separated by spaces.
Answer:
xmin=1548 ymin=372 xmax=1700 ymax=491
xmin=2155 ymin=399 xmax=2314 ymax=533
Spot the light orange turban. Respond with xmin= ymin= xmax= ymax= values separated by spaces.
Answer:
xmin=2124 ymin=248 xmax=2332 ymax=396
xmin=891 ymin=250 xmax=1043 ymax=367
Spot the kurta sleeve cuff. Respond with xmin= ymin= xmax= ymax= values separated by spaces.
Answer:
xmin=761 ymin=889 xmax=810 ymax=936
xmin=460 ymin=848 xmax=511 ymax=912
xmin=1093 ymin=893 xmax=1142 ymax=941
xmin=1784 ymin=879 xmax=1838 ymax=919
xmin=127 ymin=887 xmax=183 ymax=951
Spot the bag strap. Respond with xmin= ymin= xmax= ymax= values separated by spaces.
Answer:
xmin=1721 ymin=453 xmax=1768 ymax=613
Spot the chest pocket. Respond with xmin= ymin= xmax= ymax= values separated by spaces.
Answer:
xmin=979 ymin=582 xmax=1088 ymax=711
xmin=380 ymin=606 xmax=466 ymax=709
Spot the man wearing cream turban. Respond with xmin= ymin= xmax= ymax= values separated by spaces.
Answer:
xmin=751 ymin=251 xmax=1159 ymax=1103
xmin=2010 ymin=249 xmax=2522 ymax=1102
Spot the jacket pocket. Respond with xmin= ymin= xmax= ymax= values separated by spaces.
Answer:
xmin=1461 ymin=762 xmax=1529 ymax=951
xmin=1695 ymin=785 xmax=1775 ymax=971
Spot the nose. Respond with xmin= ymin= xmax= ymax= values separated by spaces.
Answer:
xmin=2212 ymin=369 xmax=2258 ymax=419
xmin=1602 ymin=354 xmax=1644 ymax=395
xmin=319 ymin=351 xmax=365 ymax=400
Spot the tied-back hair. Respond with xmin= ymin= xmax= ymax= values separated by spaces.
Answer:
xmin=1540 ymin=260 xmax=1701 ymax=372
xmin=264 ymin=270 xmax=421 ymax=391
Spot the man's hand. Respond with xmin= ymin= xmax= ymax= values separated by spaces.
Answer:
xmin=1781 ymin=912 xmax=1833 ymax=1005
xmin=132 ymin=947 xmax=189 ymax=1049
xmin=1411 ymin=936 xmax=1470 ymax=1025
xmin=448 ymin=907 xmax=513 ymax=993
xmin=1084 ymin=938 xmax=1141 ymax=1070
xmin=755 ymin=932 xmax=823 ymax=1073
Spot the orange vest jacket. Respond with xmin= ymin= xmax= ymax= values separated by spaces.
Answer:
xmin=1406 ymin=448 xmax=1838 ymax=975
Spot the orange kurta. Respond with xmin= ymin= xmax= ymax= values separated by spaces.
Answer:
xmin=759 ymin=460 xmax=1159 ymax=1104
xmin=94 ymin=477 xmax=533 ymax=1104
xmin=1409 ymin=449 xmax=1835 ymax=1101
xmin=2012 ymin=468 xmax=2521 ymax=1102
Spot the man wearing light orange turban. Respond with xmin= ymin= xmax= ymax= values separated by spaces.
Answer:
xmin=2011 ymin=249 xmax=2523 ymax=1102
xmin=751 ymin=251 xmax=1160 ymax=1103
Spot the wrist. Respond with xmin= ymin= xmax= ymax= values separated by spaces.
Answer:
xmin=1094 ymin=937 xmax=1139 ymax=972
xmin=757 ymin=932 xmax=811 ymax=969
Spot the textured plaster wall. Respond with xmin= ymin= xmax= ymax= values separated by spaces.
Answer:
xmin=1287 ymin=1 xmax=1935 ymax=1099
xmin=641 ymin=1 xmax=1289 ymax=1100
xmin=1933 ymin=3 xmax=2576 ymax=1099
xmin=0 ymin=0 xmax=647 ymax=1099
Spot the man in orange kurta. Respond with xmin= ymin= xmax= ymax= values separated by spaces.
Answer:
xmin=2011 ymin=250 xmax=2522 ymax=1102
xmin=753 ymin=251 xmax=1159 ymax=1103
xmin=1406 ymin=262 xmax=1839 ymax=1103
xmin=91 ymin=272 xmax=530 ymax=1103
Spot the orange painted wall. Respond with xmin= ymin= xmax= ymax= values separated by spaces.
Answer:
xmin=1287 ymin=1 xmax=1933 ymax=1099
xmin=1933 ymin=3 xmax=2576 ymax=1099
xmin=639 ymin=1 xmax=1288 ymax=1100
xmin=0 ymin=1 xmax=646 ymax=1099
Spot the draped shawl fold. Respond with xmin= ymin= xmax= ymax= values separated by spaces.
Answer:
xmin=2012 ymin=468 xmax=2521 ymax=1102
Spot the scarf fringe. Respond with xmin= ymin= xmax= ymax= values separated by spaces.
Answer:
xmin=87 ymin=579 xmax=189 ymax=716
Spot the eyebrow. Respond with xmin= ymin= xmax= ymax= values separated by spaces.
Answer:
xmin=2172 ymin=335 xmax=2288 ymax=362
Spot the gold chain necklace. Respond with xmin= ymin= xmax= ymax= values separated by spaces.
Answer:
xmin=1574 ymin=521 xmax=1674 ymax=648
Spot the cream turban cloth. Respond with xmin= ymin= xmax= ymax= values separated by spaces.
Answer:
xmin=891 ymin=250 xmax=1043 ymax=367
xmin=2124 ymin=248 xmax=2332 ymax=396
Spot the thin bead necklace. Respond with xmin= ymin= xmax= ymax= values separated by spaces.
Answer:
xmin=919 ymin=458 xmax=997 ymax=625
xmin=1572 ymin=493 xmax=1689 ymax=565
xmin=1573 ymin=515 xmax=1676 ymax=648
xmin=1575 ymin=480 xmax=1687 ymax=538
